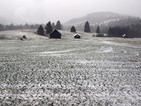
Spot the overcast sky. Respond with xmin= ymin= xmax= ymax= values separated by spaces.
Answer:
xmin=0 ymin=0 xmax=140 ymax=24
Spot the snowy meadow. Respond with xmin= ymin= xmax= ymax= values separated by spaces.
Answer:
xmin=0 ymin=30 xmax=141 ymax=106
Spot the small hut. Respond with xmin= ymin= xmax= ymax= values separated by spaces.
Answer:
xmin=74 ymin=33 xmax=81 ymax=39
xmin=50 ymin=29 xmax=61 ymax=39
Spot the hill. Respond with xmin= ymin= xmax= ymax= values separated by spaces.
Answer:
xmin=64 ymin=12 xmax=141 ymax=32
xmin=65 ymin=12 xmax=127 ymax=26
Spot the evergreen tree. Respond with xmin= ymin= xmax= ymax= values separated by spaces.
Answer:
xmin=0 ymin=24 xmax=4 ymax=31
xmin=56 ymin=20 xmax=62 ymax=30
xmin=37 ymin=25 xmax=44 ymax=35
xmin=84 ymin=21 xmax=91 ymax=32
xmin=52 ymin=22 xmax=55 ymax=30
xmin=70 ymin=26 xmax=76 ymax=32
xmin=108 ymin=26 xmax=131 ymax=37
xmin=96 ymin=26 xmax=100 ymax=33
xmin=24 ymin=23 xmax=29 ymax=29
xmin=45 ymin=21 xmax=52 ymax=34
xmin=9 ymin=24 xmax=14 ymax=30
xmin=108 ymin=26 xmax=112 ymax=36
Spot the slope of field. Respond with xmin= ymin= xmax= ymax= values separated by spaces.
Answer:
xmin=0 ymin=30 xmax=141 ymax=106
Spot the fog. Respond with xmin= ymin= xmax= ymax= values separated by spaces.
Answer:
xmin=0 ymin=0 xmax=140 ymax=24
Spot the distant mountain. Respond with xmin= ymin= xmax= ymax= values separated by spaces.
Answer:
xmin=64 ymin=12 xmax=141 ymax=32
xmin=64 ymin=12 xmax=129 ymax=26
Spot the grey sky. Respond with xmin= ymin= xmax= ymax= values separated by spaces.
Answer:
xmin=0 ymin=0 xmax=140 ymax=24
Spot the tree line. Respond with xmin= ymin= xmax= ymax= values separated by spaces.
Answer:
xmin=37 ymin=20 xmax=62 ymax=35
xmin=1 ymin=18 xmax=141 ymax=38
xmin=108 ymin=25 xmax=141 ymax=38
xmin=0 ymin=23 xmax=40 ymax=31
xmin=69 ymin=21 xmax=141 ymax=38
xmin=37 ymin=20 xmax=93 ymax=35
xmin=70 ymin=21 xmax=100 ymax=33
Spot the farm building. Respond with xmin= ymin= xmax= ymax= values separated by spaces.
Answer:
xmin=74 ymin=33 xmax=81 ymax=39
xmin=50 ymin=29 xmax=61 ymax=39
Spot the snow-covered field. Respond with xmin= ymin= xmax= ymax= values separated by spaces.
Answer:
xmin=0 ymin=30 xmax=141 ymax=106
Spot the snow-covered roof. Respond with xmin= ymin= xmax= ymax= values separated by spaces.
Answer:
xmin=74 ymin=33 xmax=81 ymax=36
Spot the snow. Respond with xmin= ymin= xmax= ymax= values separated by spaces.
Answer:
xmin=0 ymin=30 xmax=141 ymax=105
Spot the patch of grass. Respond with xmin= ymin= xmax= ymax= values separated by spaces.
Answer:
xmin=0 ymin=30 xmax=141 ymax=105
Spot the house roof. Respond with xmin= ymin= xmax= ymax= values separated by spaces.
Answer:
xmin=74 ymin=33 xmax=81 ymax=37
xmin=50 ymin=29 xmax=61 ymax=36
xmin=50 ymin=29 xmax=61 ymax=38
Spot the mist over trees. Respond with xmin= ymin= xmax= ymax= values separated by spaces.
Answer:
xmin=63 ymin=12 xmax=141 ymax=37
xmin=63 ymin=16 xmax=141 ymax=38
xmin=0 ymin=20 xmax=63 ymax=33
xmin=0 ymin=23 xmax=40 ymax=31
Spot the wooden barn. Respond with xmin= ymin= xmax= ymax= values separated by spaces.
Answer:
xmin=74 ymin=33 xmax=81 ymax=39
xmin=50 ymin=29 xmax=61 ymax=39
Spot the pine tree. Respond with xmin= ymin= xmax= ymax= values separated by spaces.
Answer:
xmin=108 ymin=26 xmax=112 ymax=36
xmin=0 ymin=24 xmax=4 ymax=31
xmin=37 ymin=25 xmax=44 ymax=35
xmin=45 ymin=21 xmax=52 ymax=34
xmin=70 ymin=26 xmax=76 ymax=32
xmin=56 ymin=20 xmax=62 ymax=30
xmin=52 ymin=22 xmax=55 ymax=30
xmin=84 ymin=21 xmax=91 ymax=32
xmin=25 ymin=23 xmax=29 ymax=29
xmin=96 ymin=26 xmax=100 ymax=33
